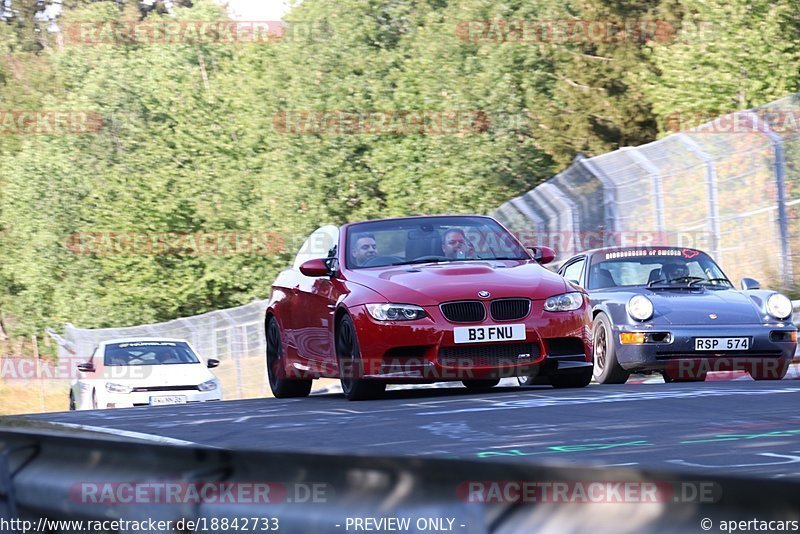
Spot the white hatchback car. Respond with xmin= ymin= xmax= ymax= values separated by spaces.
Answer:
xmin=69 ymin=338 xmax=222 ymax=410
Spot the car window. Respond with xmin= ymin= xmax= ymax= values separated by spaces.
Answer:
xmin=293 ymin=225 xmax=340 ymax=270
xmin=104 ymin=341 xmax=200 ymax=366
xmin=588 ymin=248 xmax=731 ymax=288
xmin=345 ymin=216 xmax=528 ymax=269
xmin=562 ymin=259 xmax=585 ymax=285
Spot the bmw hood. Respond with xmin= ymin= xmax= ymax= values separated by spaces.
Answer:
xmin=635 ymin=288 xmax=761 ymax=325
xmin=345 ymin=260 xmax=569 ymax=306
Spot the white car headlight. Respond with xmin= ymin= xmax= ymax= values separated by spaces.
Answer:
xmin=543 ymin=292 xmax=584 ymax=312
xmin=105 ymin=383 xmax=132 ymax=394
xmin=766 ymin=293 xmax=793 ymax=320
xmin=627 ymin=295 xmax=654 ymax=321
xmin=198 ymin=379 xmax=218 ymax=392
xmin=365 ymin=303 xmax=426 ymax=321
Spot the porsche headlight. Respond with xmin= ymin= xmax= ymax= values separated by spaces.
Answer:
xmin=543 ymin=292 xmax=583 ymax=312
xmin=365 ymin=303 xmax=426 ymax=321
xmin=627 ymin=295 xmax=654 ymax=321
xmin=766 ymin=293 xmax=793 ymax=320
xmin=198 ymin=379 xmax=218 ymax=392
xmin=105 ymin=382 xmax=132 ymax=394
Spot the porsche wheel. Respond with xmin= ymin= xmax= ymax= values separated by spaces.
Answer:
xmin=550 ymin=367 xmax=593 ymax=388
xmin=266 ymin=317 xmax=312 ymax=398
xmin=592 ymin=313 xmax=629 ymax=384
xmin=336 ymin=315 xmax=386 ymax=401
xmin=462 ymin=379 xmax=500 ymax=390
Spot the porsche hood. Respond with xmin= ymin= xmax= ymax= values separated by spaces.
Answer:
xmin=599 ymin=287 xmax=763 ymax=325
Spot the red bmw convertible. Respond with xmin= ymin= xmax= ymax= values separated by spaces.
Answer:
xmin=265 ymin=215 xmax=592 ymax=400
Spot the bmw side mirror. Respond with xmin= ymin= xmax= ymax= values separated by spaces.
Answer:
xmin=740 ymin=278 xmax=760 ymax=290
xmin=299 ymin=258 xmax=331 ymax=277
xmin=77 ymin=362 xmax=95 ymax=373
xmin=527 ymin=246 xmax=556 ymax=265
xmin=207 ymin=359 xmax=220 ymax=369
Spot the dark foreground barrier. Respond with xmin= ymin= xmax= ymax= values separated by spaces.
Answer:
xmin=0 ymin=422 xmax=798 ymax=533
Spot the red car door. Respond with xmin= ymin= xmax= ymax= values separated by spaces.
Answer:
xmin=290 ymin=226 xmax=341 ymax=373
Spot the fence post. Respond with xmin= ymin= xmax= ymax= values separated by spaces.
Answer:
xmin=578 ymin=156 xmax=620 ymax=235
xmin=539 ymin=182 xmax=579 ymax=255
xmin=32 ymin=335 xmax=44 ymax=413
xmin=744 ymin=111 xmax=793 ymax=289
xmin=624 ymin=148 xmax=666 ymax=237
xmin=676 ymin=134 xmax=721 ymax=261
xmin=221 ymin=311 xmax=243 ymax=400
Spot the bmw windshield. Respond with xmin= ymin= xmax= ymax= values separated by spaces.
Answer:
xmin=345 ymin=216 xmax=530 ymax=269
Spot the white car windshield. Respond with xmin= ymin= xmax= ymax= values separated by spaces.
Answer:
xmin=104 ymin=341 xmax=200 ymax=366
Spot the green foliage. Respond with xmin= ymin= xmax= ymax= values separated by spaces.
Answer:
xmin=644 ymin=0 xmax=800 ymax=129
xmin=1 ymin=0 xmax=799 ymax=335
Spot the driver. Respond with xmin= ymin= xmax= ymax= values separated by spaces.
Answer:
xmin=661 ymin=260 xmax=690 ymax=281
xmin=442 ymin=228 xmax=474 ymax=260
xmin=351 ymin=233 xmax=378 ymax=266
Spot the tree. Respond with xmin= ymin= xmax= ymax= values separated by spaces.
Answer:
xmin=644 ymin=0 xmax=800 ymax=131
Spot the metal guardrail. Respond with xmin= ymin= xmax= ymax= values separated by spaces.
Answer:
xmin=0 ymin=425 xmax=799 ymax=533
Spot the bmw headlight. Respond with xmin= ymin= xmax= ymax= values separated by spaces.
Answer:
xmin=365 ymin=303 xmax=426 ymax=321
xmin=105 ymin=382 xmax=132 ymax=394
xmin=627 ymin=295 xmax=654 ymax=321
xmin=766 ymin=293 xmax=793 ymax=320
xmin=543 ymin=292 xmax=584 ymax=312
xmin=198 ymin=379 xmax=218 ymax=392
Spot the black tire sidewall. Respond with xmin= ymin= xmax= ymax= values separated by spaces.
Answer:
xmin=592 ymin=314 xmax=613 ymax=382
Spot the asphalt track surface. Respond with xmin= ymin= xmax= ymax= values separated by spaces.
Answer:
xmin=16 ymin=376 xmax=800 ymax=481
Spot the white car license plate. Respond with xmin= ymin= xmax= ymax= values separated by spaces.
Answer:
xmin=150 ymin=395 xmax=188 ymax=406
xmin=454 ymin=324 xmax=525 ymax=344
xmin=694 ymin=337 xmax=749 ymax=351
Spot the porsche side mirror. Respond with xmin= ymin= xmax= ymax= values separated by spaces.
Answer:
xmin=740 ymin=278 xmax=760 ymax=290
xmin=527 ymin=246 xmax=556 ymax=265
xmin=299 ymin=258 xmax=331 ymax=277
xmin=207 ymin=358 xmax=220 ymax=369
xmin=77 ymin=362 xmax=95 ymax=373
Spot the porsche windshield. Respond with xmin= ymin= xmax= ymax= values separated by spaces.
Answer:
xmin=588 ymin=249 xmax=732 ymax=289
xmin=103 ymin=341 xmax=201 ymax=366
xmin=346 ymin=216 xmax=529 ymax=269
